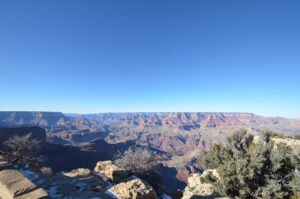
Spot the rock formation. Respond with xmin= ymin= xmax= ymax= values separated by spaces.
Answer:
xmin=94 ymin=161 xmax=157 ymax=199
xmin=37 ymin=168 xmax=108 ymax=198
xmin=109 ymin=176 xmax=157 ymax=199
xmin=181 ymin=169 xmax=229 ymax=199
xmin=0 ymin=169 xmax=50 ymax=199
xmin=0 ymin=160 xmax=157 ymax=199
xmin=94 ymin=160 xmax=129 ymax=182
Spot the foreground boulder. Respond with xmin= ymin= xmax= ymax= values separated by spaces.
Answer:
xmin=0 ymin=169 xmax=50 ymax=199
xmin=109 ymin=176 xmax=157 ymax=199
xmin=94 ymin=160 xmax=129 ymax=182
xmin=181 ymin=169 xmax=228 ymax=199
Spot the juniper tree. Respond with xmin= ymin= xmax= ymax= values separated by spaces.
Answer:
xmin=114 ymin=147 xmax=161 ymax=186
xmin=198 ymin=130 xmax=300 ymax=199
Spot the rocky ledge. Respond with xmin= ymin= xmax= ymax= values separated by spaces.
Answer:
xmin=0 ymin=160 xmax=158 ymax=199
xmin=0 ymin=168 xmax=50 ymax=199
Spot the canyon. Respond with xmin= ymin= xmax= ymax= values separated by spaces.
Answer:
xmin=1 ymin=111 xmax=300 ymax=189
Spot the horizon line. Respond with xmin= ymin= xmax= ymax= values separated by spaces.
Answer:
xmin=1 ymin=110 xmax=299 ymax=120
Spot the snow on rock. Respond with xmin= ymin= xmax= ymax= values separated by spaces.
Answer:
xmin=19 ymin=169 xmax=39 ymax=181
xmin=104 ymin=190 xmax=118 ymax=198
xmin=160 ymin=193 xmax=172 ymax=199
xmin=46 ymin=185 xmax=63 ymax=198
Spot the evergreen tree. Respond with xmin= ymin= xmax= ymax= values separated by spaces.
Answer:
xmin=199 ymin=130 xmax=300 ymax=199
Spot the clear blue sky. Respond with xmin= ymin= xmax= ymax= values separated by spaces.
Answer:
xmin=0 ymin=0 xmax=299 ymax=118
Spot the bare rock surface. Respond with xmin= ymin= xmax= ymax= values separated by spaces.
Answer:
xmin=181 ymin=169 xmax=228 ymax=199
xmin=109 ymin=176 xmax=157 ymax=199
xmin=36 ymin=168 xmax=108 ymax=198
xmin=0 ymin=169 xmax=50 ymax=199
xmin=94 ymin=160 xmax=129 ymax=182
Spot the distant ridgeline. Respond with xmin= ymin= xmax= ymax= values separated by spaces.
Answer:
xmin=0 ymin=111 xmax=299 ymax=135
xmin=0 ymin=111 xmax=299 ymax=158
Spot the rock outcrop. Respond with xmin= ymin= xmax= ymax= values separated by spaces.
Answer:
xmin=94 ymin=160 xmax=129 ymax=182
xmin=0 ymin=169 xmax=50 ymax=199
xmin=109 ymin=176 xmax=157 ymax=199
xmin=37 ymin=168 xmax=107 ymax=198
xmin=1 ymin=161 xmax=156 ymax=199
xmin=39 ymin=161 xmax=158 ymax=199
xmin=93 ymin=161 xmax=157 ymax=199
xmin=181 ymin=169 xmax=228 ymax=199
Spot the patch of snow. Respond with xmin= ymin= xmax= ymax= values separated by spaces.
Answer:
xmin=13 ymin=165 xmax=19 ymax=168
xmin=104 ymin=190 xmax=118 ymax=199
xmin=160 ymin=193 xmax=173 ymax=199
xmin=36 ymin=178 xmax=46 ymax=184
xmin=106 ymin=182 xmax=115 ymax=189
xmin=131 ymin=175 xmax=139 ymax=179
xmin=24 ymin=163 xmax=29 ymax=168
xmin=19 ymin=169 xmax=39 ymax=181
xmin=96 ymin=172 xmax=109 ymax=181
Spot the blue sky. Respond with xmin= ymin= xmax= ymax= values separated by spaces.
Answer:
xmin=0 ymin=0 xmax=299 ymax=118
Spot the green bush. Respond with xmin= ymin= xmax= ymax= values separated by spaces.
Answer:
xmin=293 ymin=135 xmax=300 ymax=140
xmin=198 ymin=130 xmax=300 ymax=199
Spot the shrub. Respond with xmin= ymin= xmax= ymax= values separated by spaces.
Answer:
xmin=293 ymin=135 xmax=300 ymax=140
xmin=198 ymin=130 xmax=300 ymax=199
xmin=1 ymin=133 xmax=45 ymax=166
xmin=114 ymin=147 xmax=161 ymax=185
xmin=40 ymin=167 xmax=53 ymax=176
